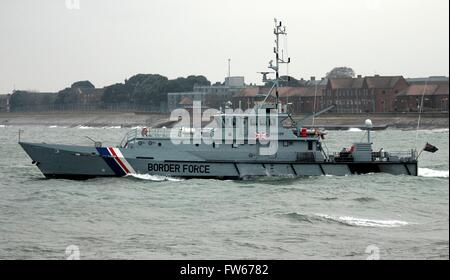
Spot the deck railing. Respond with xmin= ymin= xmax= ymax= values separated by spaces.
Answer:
xmin=119 ymin=127 xmax=215 ymax=147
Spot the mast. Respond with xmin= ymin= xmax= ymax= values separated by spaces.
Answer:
xmin=261 ymin=19 xmax=290 ymax=109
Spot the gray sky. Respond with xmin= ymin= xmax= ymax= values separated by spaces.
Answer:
xmin=0 ymin=0 xmax=448 ymax=93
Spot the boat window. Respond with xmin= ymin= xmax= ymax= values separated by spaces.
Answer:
xmin=283 ymin=141 xmax=292 ymax=147
xmin=308 ymin=141 xmax=313 ymax=151
xmin=158 ymin=143 xmax=162 ymax=147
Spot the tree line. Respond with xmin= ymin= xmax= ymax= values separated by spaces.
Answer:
xmin=9 ymin=74 xmax=211 ymax=111
xmin=9 ymin=67 xmax=356 ymax=111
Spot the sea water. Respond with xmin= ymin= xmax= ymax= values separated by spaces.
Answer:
xmin=0 ymin=126 xmax=448 ymax=259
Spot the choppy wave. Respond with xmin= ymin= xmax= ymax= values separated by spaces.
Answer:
xmin=48 ymin=125 xmax=68 ymax=128
xmin=284 ymin=212 xmax=314 ymax=223
xmin=75 ymin=125 xmax=123 ymax=129
xmin=315 ymin=214 xmax=410 ymax=227
xmin=348 ymin=128 xmax=363 ymax=132
xmin=321 ymin=197 xmax=338 ymax=201
xmin=418 ymin=168 xmax=449 ymax=178
xmin=126 ymin=173 xmax=183 ymax=182
xmin=76 ymin=125 xmax=95 ymax=129
xmin=353 ymin=197 xmax=378 ymax=203
xmin=417 ymin=128 xmax=449 ymax=133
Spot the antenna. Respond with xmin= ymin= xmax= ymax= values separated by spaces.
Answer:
xmin=259 ymin=18 xmax=291 ymax=110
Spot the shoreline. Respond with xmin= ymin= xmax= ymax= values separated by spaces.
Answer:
xmin=1 ymin=111 xmax=448 ymax=130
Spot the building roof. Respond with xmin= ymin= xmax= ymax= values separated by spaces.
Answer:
xmin=435 ymin=84 xmax=449 ymax=96
xmin=235 ymin=86 xmax=324 ymax=98
xmin=365 ymin=76 xmax=403 ymax=89
xmin=407 ymin=76 xmax=449 ymax=85
xmin=328 ymin=78 xmax=365 ymax=89
xmin=327 ymin=76 xmax=405 ymax=90
xmin=396 ymin=84 xmax=449 ymax=97
xmin=303 ymin=78 xmax=328 ymax=87
xmin=237 ymin=87 xmax=261 ymax=97
xmin=178 ymin=96 xmax=193 ymax=105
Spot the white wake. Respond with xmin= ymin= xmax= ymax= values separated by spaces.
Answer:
xmin=347 ymin=128 xmax=363 ymax=132
xmin=127 ymin=173 xmax=183 ymax=182
xmin=418 ymin=168 xmax=449 ymax=178
xmin=315 ymin=214 xmax=410 ymax=228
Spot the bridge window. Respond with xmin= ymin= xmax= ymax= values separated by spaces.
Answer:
xmin=308 ymin=141 xmax=313 ymax=151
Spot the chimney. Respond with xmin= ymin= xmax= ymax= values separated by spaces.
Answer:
xmin=310 ymin=76 xmax=316 ymax=81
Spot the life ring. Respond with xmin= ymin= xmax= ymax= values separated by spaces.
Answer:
xmin=141 ymin=127 xmax=149 ymax=137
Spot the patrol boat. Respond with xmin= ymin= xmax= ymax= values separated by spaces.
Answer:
xmin=20 ymin=20 xmax=419 ymax=179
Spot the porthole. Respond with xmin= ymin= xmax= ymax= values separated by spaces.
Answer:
xmin=158 ymin=143 xmax=162 ymax=147
xmin=148 ymin=141 xmax=153 ymax=146
xmin=138 ymin=141 xmax=143 ymax=146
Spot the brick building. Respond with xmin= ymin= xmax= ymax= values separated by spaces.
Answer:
xmin=324 ymin=77 xmax=371 ymax=113
xmin=395 ymin=83 xmax=449 ymax=112
xmin=324 ymin=75 xmax=409 ymax=113
xmin=365 ymin=76 xmax=409 ymax=112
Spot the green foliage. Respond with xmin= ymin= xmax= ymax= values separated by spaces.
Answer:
xmin=326 ymin=67 xmax=355 ymax=79
xmin=131 ymin=74 xmax=169 ymax=105
xmin=166 ymin=75 xmax=211 ymax=93
xmin=71 ymin=80 xmax=95 ymax=89
xmin=55 ymin=87 xmax=79 ymax=104
xmin=9 ymin=74 xmax=211 ymax=110
xmin=10 ymin=91 xmax=57 ymax=110
xmin=107 ymin=74 xmax=211 ymax=105
xmin=102 ymin=83 xmax=133 ymax=103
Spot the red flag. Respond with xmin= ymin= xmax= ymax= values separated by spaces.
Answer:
xmin=423 ymin=142 xmax=438 ymax=153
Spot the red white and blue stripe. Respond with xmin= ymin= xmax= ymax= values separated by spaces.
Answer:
xmin=97 ymin=147 xmax=135 ymax=176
